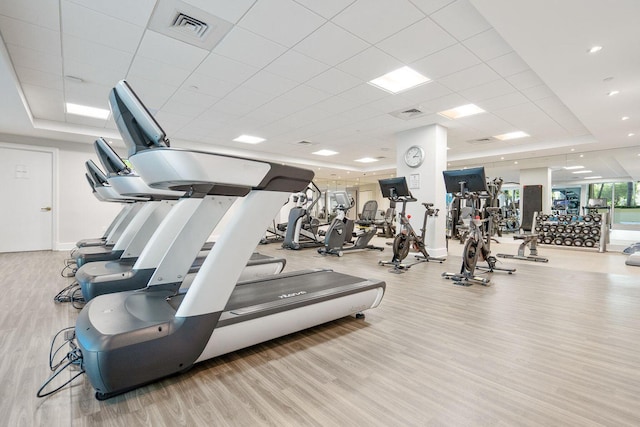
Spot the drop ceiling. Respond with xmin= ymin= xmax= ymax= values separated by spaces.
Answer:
xmin=0 ymin=0 xmax=638 ymax=186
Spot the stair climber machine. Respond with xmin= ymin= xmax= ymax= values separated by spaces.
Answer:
xmin=39 ymin=80 xmax=385 ymax=400
xmin=281 ymin=182 xmax=326 ymax=250
xmin=318 ymin=199 xmax=385 ymax=256
xmin=59 ymin=138 xmax=287 ymax=305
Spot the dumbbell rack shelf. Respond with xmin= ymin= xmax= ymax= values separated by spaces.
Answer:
xmin=534 ymin=212 xmax=608 ymax=252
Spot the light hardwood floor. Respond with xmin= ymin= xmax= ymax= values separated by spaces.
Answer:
xmin=1 ymin=238 xmax=639 ymax=426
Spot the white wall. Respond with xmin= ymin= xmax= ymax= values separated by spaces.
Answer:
xmin=1 ymin=134 xmax=122 ymax=250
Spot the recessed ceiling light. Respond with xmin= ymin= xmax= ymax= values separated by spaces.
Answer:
xmin=66 ymin=102 xmax=110 ymax=119
xmin=570 ymin=148 xmax=575 ymax=152
xmin=572 ymin=170 xmax=593 ymax=174
xmin=607 ymin=90 xmax=620 ymax=96
xmin=312 ymin=149 xmax=338 ymax=156
xmin=584 ymin=176 xmax=602 ymax=179
xmin=500 ymin=156 xmax=505 ymax=160
xmin=588 ymin=45 xmax=603 ymax=54
xmin=514 ymin=161 xmax=518 ymax=165
xmin=233 ymin=134 xmax=265 ymax=144
xmin=622 ymin=116 xmax=630 ymax=121
xmin=368 ymin=66 xmax=430 ymax=94
xmin=628 ymin=133 xmax=635 ymax=137
xmin=563 ymin=165 xmax=584 ymax=170
xmin=438 ymin=104 xmax=485 ymax=119
xmin=579 ymin=154 xmax=584 ymax=158
xmin=355 ymin=157 xmax=378 ymax=163
xmin=494 ymin=131 xmax=530 ymax=140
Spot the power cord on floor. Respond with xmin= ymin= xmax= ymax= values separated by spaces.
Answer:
xmin=37 ymin=327 xmax=85 ymax=398
xmin=61 ymin=259 xmax=77 ymax=278
xmin=53 ymin=281 xmax=85 ymax=308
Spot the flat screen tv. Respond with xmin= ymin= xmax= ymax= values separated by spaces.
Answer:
xmin=442 ymin=167 xmax=488 ymax=194
xmin=378 ymin=177 xmax=411 ymax=198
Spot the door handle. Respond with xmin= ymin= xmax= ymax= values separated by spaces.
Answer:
xmin=41 ymin=207 xmax=52 ymax=212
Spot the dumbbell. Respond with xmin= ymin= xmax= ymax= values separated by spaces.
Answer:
xmin=543 ymin=236 xmax=553 ymax=244
xmin=591 ymin=227 xmax=600 ymax=236
xmin=565 ymin=225 xmax=574 ymax=233
xmin=584 ymin=238 xmax=596 ymax=248
xmin=593 ymin=214 xmax=602 ymax=223
xmin=556 ymin=225 xmax=565 ymax=232
xmin=573 ymin=225 xmax=582 ymax=234
xmin=584 ymin=215 xmax=593 ymax=222
xmin=573 ymin=237 xmax=584 ymax=246
xmin=554 ymin=236 xmax=564 ymax=245
xmin=564 ymin=236 xmax=574 ymax=246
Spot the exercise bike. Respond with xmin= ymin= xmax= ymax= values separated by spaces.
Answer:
xmin=318 ymin=200 xmax=384 ymax=257
xmin=378 ymin=177 xmax=444 ymax=273
xmin=441 ymin=168 xmax=516 ymax=286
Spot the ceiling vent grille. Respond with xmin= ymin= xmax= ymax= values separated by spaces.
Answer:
xmin=467 ymin=137 xmax=497 ymax=144
xmin=389 ymin=106 xmax=427 ymax=120
xmin=148 ymin=0 xmax=233 ymax=50
xmin=171 ymin=13 xmax=209 ymax=38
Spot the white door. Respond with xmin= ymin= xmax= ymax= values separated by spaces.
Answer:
xmin=0 ymin=146 xmax=53 ymax=252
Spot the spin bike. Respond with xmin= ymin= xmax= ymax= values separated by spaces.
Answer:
xmin=378 ymin=177 xmax=444 ymax=272
xmin=441 ymin=168 xmax=515 ymax=286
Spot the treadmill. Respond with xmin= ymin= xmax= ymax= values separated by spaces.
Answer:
xmin=76 ymin=137 xmax=286 ymax=301
xmin=75 ymin=80 xmax=386 ymax=400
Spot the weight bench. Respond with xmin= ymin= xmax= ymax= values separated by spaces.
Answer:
xmin=496 ymin=234 xmax=548 ymax=262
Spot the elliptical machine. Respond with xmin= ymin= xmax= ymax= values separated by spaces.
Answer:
xmin=318 ymin=200 xmax=384 ymax=257
xmin=377 ymin=177 xmax=444 ymax=272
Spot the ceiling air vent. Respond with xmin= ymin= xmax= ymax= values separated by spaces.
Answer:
xmin=171 ymin=13 xmax=209 ymax=38
xmin=389 ymin=105 xmax=427 ymax=120
xmin=148 ymin=0 xmax=233 ymax=50
xmin=297 ymin=140 xmax=313 ymax=145
xmin=467 ymin=137 xmax=497 ymax=144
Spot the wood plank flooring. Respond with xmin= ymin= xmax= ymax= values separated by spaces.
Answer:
xmin=1 ymin=239 xmax=639 ymax=426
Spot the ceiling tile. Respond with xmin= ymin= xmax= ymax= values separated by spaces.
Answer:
xmin=293 ymin=0 xmax=356 ymax=19
xmin=505 ymin=70 xmax=544 ymax=90
xmin=366 ymin=94 xmax=421 ymax=114
xmin=332 ymin=0 xmax=424 ymax=44
xmin=487 ymin=52 xmax=530 ymax=77
xmin=0 ymin=0 xmax=59 ymax=30
xmin=401 ymin=81 xmax=452 ymax=104
xmin=64 ymin=58 xmax=129 ymax=87
xmin=458 ymin=78 xmax=515 ymax=102
xmin=196 ymin=53 xmax=258 ymax=85
xmin=213 ymin=26 xmax=287 ymax=68
xmin=280 ymin=84 xmax=332 ymax=109
xmin=238 ymin=0 xmax=325 ymax=47
xmin=312 ymin=95 xmax=359 ymax=115
xmin=137 ymin=30 xmax=209 ymax=70
xmin=338 ymin=83 xmax=388 ymax=106
xmin=377 ymin=18 xmax=456 ymax=63
xmin=476 ymin=92 xmax=528 ymax=111
xmin=242 ymin=70 xmax=299 ymax=96
xmin=409 ymin=0 xmax=456 ymax=15
xmin=251 ymin=96 xmax=300 ymax=117
xmin=336 ymin=47 xmax=403 ymax=81
xmin=65 ymin=114 xmax=109 ymax=128
xmin=223 ymin=85 xmax=278 ymax=109
xmin=293 ymin=22 xmax=369 ymax=66
xmin=170 ymin=88 xmax=220 ymax=109
xmin=154 ymin=110 xmax=195 ymax=134
xmin=7 ymin=44 xmax=62 ymax=75
xmin=463 ymin=28 xmax=513 ymax=61
xmin=521 ymin=84 xmax=554 ymax=101
xmin=160 ymin=98 xmax=212 ymax=118
xmin=61 ymin=1 xmax=145 ymax=54
xmin=0 ymin=16 xmax=60 ymax=55
xmin=63 ymin=35 xmax=134 ymax=73
xmin=305 ymin=68 xmax=361 ymax=95
xmin=21 ymin=84 xmax=65 ymax=121
xmin=430 ymin=0 xmax=491 ymax=41
xmin=181 ymin=0 xmax=257 ymax=24
xmin=182 ymin=73 xmax=235 ymax=98
xmin=421 ymin=92 xmax=468 ymax=112
xmin=128 ymin=56 xmax=193 ymax=87
xmin=65 ymin=0 xmax=155 ymax=27
xmin=64 ymin=80 xmax=113 ymax=107
xmin=410 ymin=43 xmax=480 ymax=80
xmin=438 ymin=63 xmax=501 ymax=92
xmin=15 ymin=67 xmax=63 ymax=91
xmin=264 ymin=50 xmax=329 ymax=83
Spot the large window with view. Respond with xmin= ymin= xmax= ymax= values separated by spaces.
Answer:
xmin=588 ymin=182 xmax=640 ymax=229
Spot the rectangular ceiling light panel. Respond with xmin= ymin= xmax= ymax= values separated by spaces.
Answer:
xmin=66 ymin=102 xmax=110 ymax=119
xmin=368 ymin=66 xmax=430 ymax=94
xmin=438 ymin=103 xmax=485 ymax=119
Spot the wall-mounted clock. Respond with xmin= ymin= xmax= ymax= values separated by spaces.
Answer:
xmin=404 ymin=145 xmax=425 ymax=168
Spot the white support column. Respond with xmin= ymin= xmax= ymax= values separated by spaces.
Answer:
xmin=395 ymin=124 xmax=448 ymax=258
